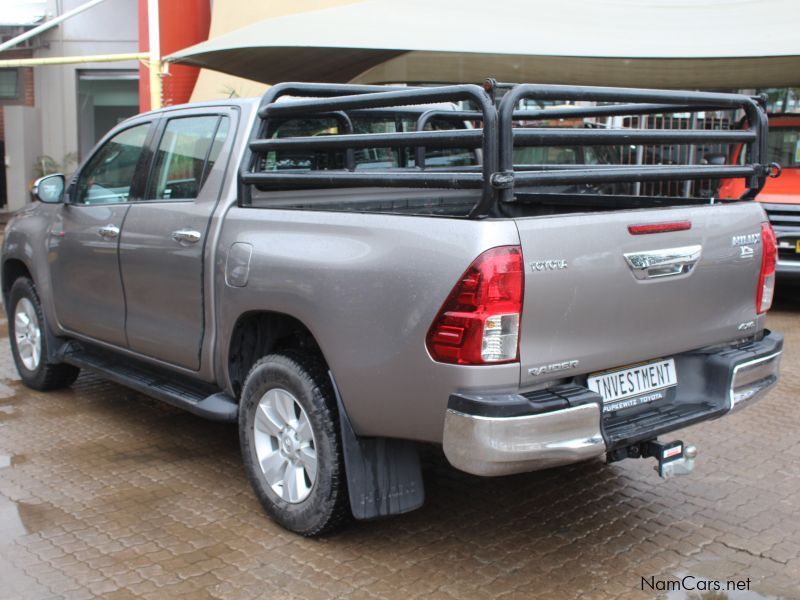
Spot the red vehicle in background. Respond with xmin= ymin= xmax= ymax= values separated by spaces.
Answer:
xmin=720 ymin=114 xmax=800 ymax=279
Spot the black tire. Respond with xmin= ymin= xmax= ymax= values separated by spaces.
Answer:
xmin=239 ymin=352 xmax=350 ymax=536
xmin=8 ymin=277 xmax=80 ymax=391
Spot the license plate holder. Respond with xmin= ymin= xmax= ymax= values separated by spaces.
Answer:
xmin=588 ymin=358 xmax=677 ymax=412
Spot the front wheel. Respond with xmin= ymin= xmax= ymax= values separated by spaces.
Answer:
xmin=238 ymin=352 xmax=350 ymax=536
xmin=8 ymin=278 xmax=80 ymax=391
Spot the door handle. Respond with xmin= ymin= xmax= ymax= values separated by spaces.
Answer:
xmin=171 ymin=229 xmax=202 ymax=245
xmin=624 ymin=244 xmax=702 ymax=280
xmin=97 ymin=224 xmax=120 ymax=239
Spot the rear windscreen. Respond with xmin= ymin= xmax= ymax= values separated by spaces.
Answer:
xmin=259 ymin=115 xmax=476 ymax=172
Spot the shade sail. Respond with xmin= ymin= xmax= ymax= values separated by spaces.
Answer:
xmin=167 ymin=0 xmax=800 ymax=89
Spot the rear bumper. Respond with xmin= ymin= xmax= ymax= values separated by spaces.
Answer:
xmin=443 ymin=331 xmax=782 ymax=476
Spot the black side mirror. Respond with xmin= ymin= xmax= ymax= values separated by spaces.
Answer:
xmin=31 ymin=174 xmax=65 ymax=204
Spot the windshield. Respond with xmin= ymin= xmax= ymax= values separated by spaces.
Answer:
xmin=766 ymin=126 xmax=800 ymax=168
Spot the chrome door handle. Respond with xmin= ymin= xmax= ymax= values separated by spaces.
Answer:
xmin=624 ymin=244 xmax=702 ymax=280
xmin=171 ymin=228 xmax=202 ymax=245
xmin=97 ymin=224 xmax=120 ymax=239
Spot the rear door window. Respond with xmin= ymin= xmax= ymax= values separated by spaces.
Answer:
xmin=145 ymin=115 xmax=229 ymax=201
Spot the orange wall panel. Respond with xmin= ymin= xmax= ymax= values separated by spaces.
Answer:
xmin=139 ymin=0 xmax=211 ymax=112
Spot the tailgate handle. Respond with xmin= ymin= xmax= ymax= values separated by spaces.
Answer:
xmin=624 ymin=244 xmax=702 ymax=280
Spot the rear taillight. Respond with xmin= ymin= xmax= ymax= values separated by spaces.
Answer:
xmin=757 ymin=222 xmax=777 ymax=314
xmin=426 ymin=246 xmax=523 ymax=365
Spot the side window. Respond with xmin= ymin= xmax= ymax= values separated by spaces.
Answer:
xmin=75 ymin=123 xmax=150 ymax=205
xmin=145 ymin=115 xmax=229 ymax=201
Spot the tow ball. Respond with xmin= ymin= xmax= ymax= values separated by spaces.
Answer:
xmin=608 ymin=439 xmax=698 ymax=479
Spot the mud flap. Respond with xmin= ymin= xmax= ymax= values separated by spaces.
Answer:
xmin=331 ymin=373 xmax=425 ymax=520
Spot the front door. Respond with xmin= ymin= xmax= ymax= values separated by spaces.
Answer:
xmin=119 ymin=110 xmax=233 ymax=369
xmin=48 ymin=121 xmax=153 ymax=346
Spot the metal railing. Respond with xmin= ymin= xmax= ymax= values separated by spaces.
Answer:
xmin=240 ymin=80 xmax=773 ymax=219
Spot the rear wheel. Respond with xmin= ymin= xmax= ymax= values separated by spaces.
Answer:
xmin=8 ymin=278 xmax=80 ymax=391
xmin=238 ymin=352 xmax=350 ymax=536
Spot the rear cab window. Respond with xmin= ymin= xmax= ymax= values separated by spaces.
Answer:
xmin=261 ymin=115 xmax=475 ymax=172
xmin=253 ymin=112 xmax=479 ymax=215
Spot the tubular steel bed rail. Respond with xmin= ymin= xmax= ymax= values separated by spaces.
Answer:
xmin=240 ymin=80 xmax=773 ymax=219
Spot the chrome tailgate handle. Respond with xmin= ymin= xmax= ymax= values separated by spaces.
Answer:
xmin=171 ymin=229 xmax=202 ymax=245
xmin=624 ymin=244 xmax=702 ymax=280
xmin=97 ymin=224 xmax=119 ymax=239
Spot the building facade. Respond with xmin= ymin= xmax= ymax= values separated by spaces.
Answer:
xmin=1 ymin=0 xmax=140 ymax=211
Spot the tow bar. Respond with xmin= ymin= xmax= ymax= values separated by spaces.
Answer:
xmin=642 ymin=440 xmax=697 ymax=479
xmin=608 ymin=439 xmax=698 ymax=479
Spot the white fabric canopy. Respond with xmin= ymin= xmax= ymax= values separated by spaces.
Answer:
xmin=1 ymin=0 xmax=47 ymax=27
xmin=168 ymin=0 xmax=800 ymax=89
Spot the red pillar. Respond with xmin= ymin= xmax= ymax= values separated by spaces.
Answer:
xmin=138 ymin=0 xmax=211 ymax=113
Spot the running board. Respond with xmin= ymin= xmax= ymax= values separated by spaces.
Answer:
xmin=62 ymin=346 xmax=238 ymax=422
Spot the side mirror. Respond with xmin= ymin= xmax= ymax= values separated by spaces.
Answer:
xmin=31 ymin=174 xmax=65 ymax=204
xmin=702 ymin=153 xmax=727 ymax=167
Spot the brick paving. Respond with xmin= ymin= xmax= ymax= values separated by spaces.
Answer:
xmin=0 ymin=289 xmax=798 ymax=599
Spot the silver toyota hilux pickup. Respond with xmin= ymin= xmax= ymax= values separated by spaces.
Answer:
xmin=2 ymin=81 xmax=783 ymax=536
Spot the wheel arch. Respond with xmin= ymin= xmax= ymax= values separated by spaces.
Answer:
xmin=227 ymin=310 xmax=328 ymax=399
xmin=2 ymin=258 xmax=33 ymax=307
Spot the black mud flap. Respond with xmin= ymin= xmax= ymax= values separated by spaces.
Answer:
xmin=332 ymin=374 xmax=425 ymax=520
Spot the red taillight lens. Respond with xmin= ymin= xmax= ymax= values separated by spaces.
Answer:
xmin=426 ymin=246 xmax=523 ymax=365
xmin=757 ymin=222 xmax=777 ymax=314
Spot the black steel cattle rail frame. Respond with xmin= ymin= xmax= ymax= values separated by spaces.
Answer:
xmin=239 ymin=80 xmax=773 ymax=219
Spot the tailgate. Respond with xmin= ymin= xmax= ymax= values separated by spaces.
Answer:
xmin=516 ymin=201 xmax=766 ymax=387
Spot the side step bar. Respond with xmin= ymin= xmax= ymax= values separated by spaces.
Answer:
xmin=62 ymin=346 xmax=238 ymax=422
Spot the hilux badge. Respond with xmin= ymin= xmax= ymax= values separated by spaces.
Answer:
xmin=732 ymin=233 xmax=760 ymax=246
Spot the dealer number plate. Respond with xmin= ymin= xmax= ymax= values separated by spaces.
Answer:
xmin=587 ymin=358 xmax=677 ymax=406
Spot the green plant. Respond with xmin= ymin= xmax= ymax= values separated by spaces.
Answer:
xmin=34 ymin=152 xmax=79 ymax=179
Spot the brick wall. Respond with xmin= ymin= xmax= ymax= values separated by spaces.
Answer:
xmin=0 ymin=49 xmax=36 ymax=142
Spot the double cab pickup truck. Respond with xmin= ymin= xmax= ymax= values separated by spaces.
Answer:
xmin=2 ymin=81 xmax=783 ymax=536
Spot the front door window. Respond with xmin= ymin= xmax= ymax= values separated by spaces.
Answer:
xmin=75 ymin=123 xmax=149 ymax=205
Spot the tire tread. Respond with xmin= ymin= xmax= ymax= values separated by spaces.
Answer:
xmin=8 ymin=278 xmax=80 ymax=391
xmin=240 ymin=351 xmax=351 ymax=536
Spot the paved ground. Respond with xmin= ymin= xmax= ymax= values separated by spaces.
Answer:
xmin=0 ymin=289 xmax=798 ymax=600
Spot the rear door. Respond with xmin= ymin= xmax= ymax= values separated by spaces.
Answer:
xmin=515 ymin=202 xmax=765 ymax=388
xmin=118 ymin=108 xmax=234 ymax=369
